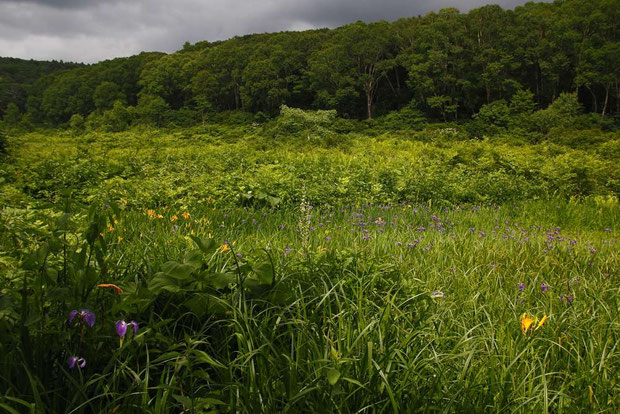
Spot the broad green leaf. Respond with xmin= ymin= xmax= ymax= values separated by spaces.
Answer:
xmin=326 ymin=368 xmax=341 ymax=385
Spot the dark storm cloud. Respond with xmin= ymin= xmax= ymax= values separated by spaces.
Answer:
xmin=0 ymin=0 xmax=549 ymax=63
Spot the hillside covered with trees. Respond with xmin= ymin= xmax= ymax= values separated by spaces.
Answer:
xmin=0 ymin=0 xmax=618 ymax=131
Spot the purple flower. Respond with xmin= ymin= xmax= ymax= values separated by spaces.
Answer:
xmin=517 ymin=283 xmax=525 ymax=291
xmin=68 ymin=309 xmax=96 ymax=327
xmin=284 ymin=246 xmax=291 ymax=255
xmin=68 ymin=356 xmax=86 ymax=369
xmin=115 ymin=320 xmax=139 ymax=338
xmin=560 ymin=294 xmax=574 ymax=305
xmin=541 ymin=283 xmax=548 ymax=292
xmin=431 ymin=290 xmax=445 ymax=298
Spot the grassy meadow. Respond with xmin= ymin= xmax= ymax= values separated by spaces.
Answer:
xmin=0 ymin=125 xmax=618 ymax=412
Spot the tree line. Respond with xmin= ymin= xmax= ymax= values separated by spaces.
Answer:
xmin=1 ymin=0 xmax=618 ymax=129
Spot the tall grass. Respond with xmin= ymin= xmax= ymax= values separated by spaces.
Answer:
xmin=0 ymin=196 xmax=617 ymax=412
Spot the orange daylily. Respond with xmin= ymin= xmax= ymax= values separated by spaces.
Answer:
xmin=220 ymin=244 xmax=230 ymax=253
xmin=97 ymin=284 xmax=123 ymax=295
xmin=521 ymin=313 xmax=547 ymax=335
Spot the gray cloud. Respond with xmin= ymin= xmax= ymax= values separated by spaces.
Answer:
xmin=0 ymin=0 xmax=549 ymax=63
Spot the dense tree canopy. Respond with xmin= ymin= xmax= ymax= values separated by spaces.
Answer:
xmin=0 ymin=0 xmax=618 ymax=127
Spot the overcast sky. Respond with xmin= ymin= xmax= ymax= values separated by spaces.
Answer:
xmin=0 ymin=0 xmax=546 ymax=63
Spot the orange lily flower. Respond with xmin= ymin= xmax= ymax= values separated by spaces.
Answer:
xmin=97 ymin=284 xmax=123 ymax=295
xmin=521 ymin=313 xmax=547 ymax=335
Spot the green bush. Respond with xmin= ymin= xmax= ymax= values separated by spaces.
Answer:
xmin=373 ymin=104 xmax=427 ymax=131
xmin=69 ymin=113 xmax=85 ymax=132
xmin=530 ymin=92 xmax=582 ymax=134
xmin=271 ymin=105 xmax=337 ymax=139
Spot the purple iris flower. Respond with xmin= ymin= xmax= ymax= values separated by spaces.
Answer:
xmin=115 ymin=320 xmax=139 ymax=338
xmin=68 ymin=356 xmax=86 ymax=369
xmin=68 ymin=309 xmax=96 ymax=327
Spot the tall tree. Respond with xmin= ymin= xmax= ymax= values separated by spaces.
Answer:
xmin=309 ymin=21 xmax=396 ymax=119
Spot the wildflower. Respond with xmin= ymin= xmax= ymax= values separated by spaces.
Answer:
xmin=517 ymin=283 xmax=525 ymax=291
xmin=115 ymin=320 xmax=139 ymax=348
xmin=220 ymin=244 xmax=230 ymax=253
xmin=171 ymin=215 xmax=178 ymax=222
xmin=107 ymin=224 xmax=114 ymax=232
xmin=97 ymin=284 xmax=123 ymax=295
xmin=147 ymin=209 xmax=156 ymax=218
xmin=541 ymin=283 xmax=548 ymax=292
xmin=284 ymin=246 xmax=292 ymax=255
xmin=181 ymin=211 xmax=190 ymax=219
xmin=560 ymin=294 xmax=574 ymax=305
xmin=68 ymin=309 xmax=96 ymax=327
xmin=67 ymin=356 xmax=86 ymax=369
xmin=431 ymin=290 xmax=445 ymax=298
xmin=157 ymin=214 xmax=164 ymax=219
xmin=520 ymin=313 xmax=547 ymax=335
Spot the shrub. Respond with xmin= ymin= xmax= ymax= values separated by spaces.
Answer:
xmin=102 ymin=101 xmax=130 ymax=132
xmin=2 ymin=102 xmax=21 ymax=127
xmin=530 ymin=93 xmax=582 ymax=134
xmin=69 ymin=114 xmax=85 ymax=132
xmin=373 ymin=104 xmax=427 ymax=131
xmin=271 ymin=105 xmax=337 ymax=139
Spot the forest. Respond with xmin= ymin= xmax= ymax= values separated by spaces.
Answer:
xmin=1 ymin=0 xmax=619 ymax=131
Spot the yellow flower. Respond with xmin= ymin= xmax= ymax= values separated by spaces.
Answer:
xmin=521 ymin=313 xmax=548 ymax=335
xmin=536 ymin=315 xmax=547 ymax=330
xmin=147 ymin=209 xmax=156 ymax=218
xmin=220 ymin=244 xmax=230 ymax=253
xmin=171 ymin=215 xmax=178 ymax=222
xmin=157 ymin=214 xmax=164 ymax=219
xmin=182 ymin=211 xmax=190 ymax=219
xmin=520 ymin=313 xmax=534 ymax=335
xmin=107 ymin=224 xmax=114 ymax=232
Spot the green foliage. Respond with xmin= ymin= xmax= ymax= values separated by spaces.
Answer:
xmin=135 ymin=94 xmax=170 ymax=127
xmin=0 ymin=193 xmax=617 ymax=412
xmin=531 ymin=93 xmax=583 ymax=133
xmin=509 ymin=89 xmax=537 ymax=115
xmin=373 ymin=104 xmax=427 ymax=131
xmin=2 ymin=102 xmax=21 ymax=126
xmin=101 ymin=101 xmax=130 ymax=132
xmin=69 ymin=114 xmax=85 ymax=132
xmin=0 ymin=129 xmax=6 ymax=154
xmin=271 ymin=105 xmax=337 ymax=139
xmin=2 ymin=1 xmax=619 ymax=126
xmin=93 ymin=81 xmax=125 ymax=112
xmin=474 ymin=99 xmax=511 ymax=128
